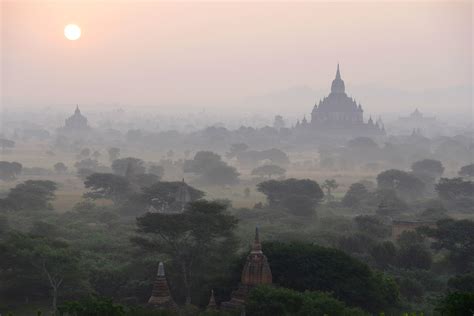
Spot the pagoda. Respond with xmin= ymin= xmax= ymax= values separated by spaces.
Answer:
xmin=296 ymin=64 xmax=384 ymax=137
xmin=62 ymin=105 xmax=90 ymax=132
xmin=148 ymin=262 xmax=178 ymax=310
xmin=221 ymin=227 xmax=272 ymax=310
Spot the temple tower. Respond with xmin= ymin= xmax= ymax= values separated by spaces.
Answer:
xmin=221 ymin=227 xmax=272 ymax=310
xmin=148 ymin=262 xmax=178 ymax=310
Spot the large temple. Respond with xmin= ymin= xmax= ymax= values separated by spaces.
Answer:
xmin=296 ymin=64 xmax=385 ymax=136
xmin=58 ymin=105 xmax=91 ymax=134
xmin=64 ymin=105 xmax=90 ymax=131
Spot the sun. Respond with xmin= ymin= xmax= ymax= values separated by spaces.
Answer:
xmin=64 ymin=24 xmax=81 ymax=41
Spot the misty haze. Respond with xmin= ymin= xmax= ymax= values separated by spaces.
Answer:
xmin=1 ymin=1 xmax=473 ymax=316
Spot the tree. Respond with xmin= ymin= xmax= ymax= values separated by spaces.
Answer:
xmin=184 ymin=151 xmax=222 ymax=173
xmin=398 ymin=278 xmax=424 ymax=303
xmin=370 ymin=241 xmax=397 ymax=268
xmin=58 ymin=297 xmax=126 ymax=316
xmin=112 ymin=157 xmax=146 ymax=178
xmin=148 ymin=164 xmax=164 ymax=179
xmin=107 ymin=147 xmax=120 ymax=162
xmin=199 ymin=164 xmax=240 ymax=186
xmin=448 ymin=273 xmax=474 ymax=292
xmin=257 ymin=178 xmax=324 ymax=209
xmin=436 ymin=177 xmax=474 ymax=200
xmin=74 ymin=158 xmax=100 ymax=171
xmin=0 ymin=233 xmax=85 ymax=313
xmin=0 ymin=161 xmax=22 ymax=181
xmin=4 ymin=180 xmax=57 ymax=211
xmin=411 ymin=159 xmax=444 ymax=178
xmin=246 ymin=286 xmax=369 ymax=316
xmin=281 ymin=194 xmax=316 ymax=217
xmin=251 ymin=164 xmax=286 ymax=179
xmin=436 ymin=292 xmax=474 ymax=316
xmin=458 ymin=163 xmax=474 ymax=178
xmin=376 ymin=169 xmax=425 ymax=200
xmin=396 ymin=243 xmax=432 ymax=270
xmin=226 ymin=143 xmax=248 ymax=159
xmin=184 ymin=151 xmax=240 ymax=185
xmin=77 ymin=168 xmax=95 ymax=181
xmin=53 ymin=162 xmax=68 ymax=174
xmin=354 ymin=215 xmax=391 ymax=238
xmin=262 ymin=241 xmax=399 ymax=313
xmin=133 ymin=173 xmax=160 ymax=188
xmin=347 ymin=137 xmax=379 ymax=151
xmin=342 ymin=183 xmax=370 ymax=209
xmin=420 ymin=218 xmax=474 ymax=272
xmin=133 ymin=200 xmax=238 ymax=305
xmin=84 ymin=173 xmax=131 ymax=204
xmin=374 ymin=189 xmax=409 ymax=217
xmin=321 ymin=179 xmax=338 ymax=201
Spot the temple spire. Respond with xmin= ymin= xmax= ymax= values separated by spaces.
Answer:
xmin=157 ymin=262 xmax=165 ymax=276
xmin=331 ymin=63 xmax=345 ymax=94
xmin=75 ymin=104 xmax=80 ymax=114
xmin=251 ymin=226 xmax=262 ymax=253
xmin=336 ymin=63 xmax=341 ymax=80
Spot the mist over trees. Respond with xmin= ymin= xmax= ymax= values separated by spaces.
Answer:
xmin=1 ymin=92 xmax=473 ymax=316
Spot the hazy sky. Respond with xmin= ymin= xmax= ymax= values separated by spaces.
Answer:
xmin=1 ymin=1 xmax=472 ymax=115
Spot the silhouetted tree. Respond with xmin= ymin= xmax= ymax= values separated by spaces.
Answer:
xmin=133 ymin=200 xmax=238 ymax=305
xmin=342 ymin=183 xmax=370 ymax=209
xmin=53 ymin=162 xmax=68 ymax=174
xmin=257 ymin=178 xmax=324 ymax=209
xmin=112 ymin=157 xmax=146 ymax=178
xmin=0 ymin=161 xmax=22 ymax=181
xmin=420 ymin=218 xmax=474 ymax=273
xmin=3 ymin=180 xmax=57 ymax=211
xmin=84 ymin=173 xmax=131 ymax=204
xmin=458 ymin=163 xmax=474 ymax=178
xmin=251 ymin=164 xmax=286 ymax=178
xmin=322 ymin=179 xmax=338 ymax=201
xmin=377 ymin=169 xmax=425 ymax=200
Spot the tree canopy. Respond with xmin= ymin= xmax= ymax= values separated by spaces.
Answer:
xmin=262 ymin=241 xmax=400 ymax=312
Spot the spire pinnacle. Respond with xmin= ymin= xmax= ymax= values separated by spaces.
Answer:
xmin=336 ymin=63 xmax=341 ymax=79
xmin=252 ymin=226 xmax=262 ymax=253
xmin=157 ymin=262 xmax=165 ymax=276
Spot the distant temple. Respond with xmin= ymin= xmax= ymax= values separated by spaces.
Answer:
xmin=296 ymin=64 xmax=384 ymax=136
xmin=60 ymin=105 xmax=90 ymax=133
xmin=148 ymin=262 xmax=178 ymax=310
xmin=221 ymin=227 xmax=273 ymax=311
xmin=400 ymin=108 xmax=436 ymax=123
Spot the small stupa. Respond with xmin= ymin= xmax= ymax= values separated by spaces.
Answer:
xmin=148 ymin=262 xmax=178 ymax=310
